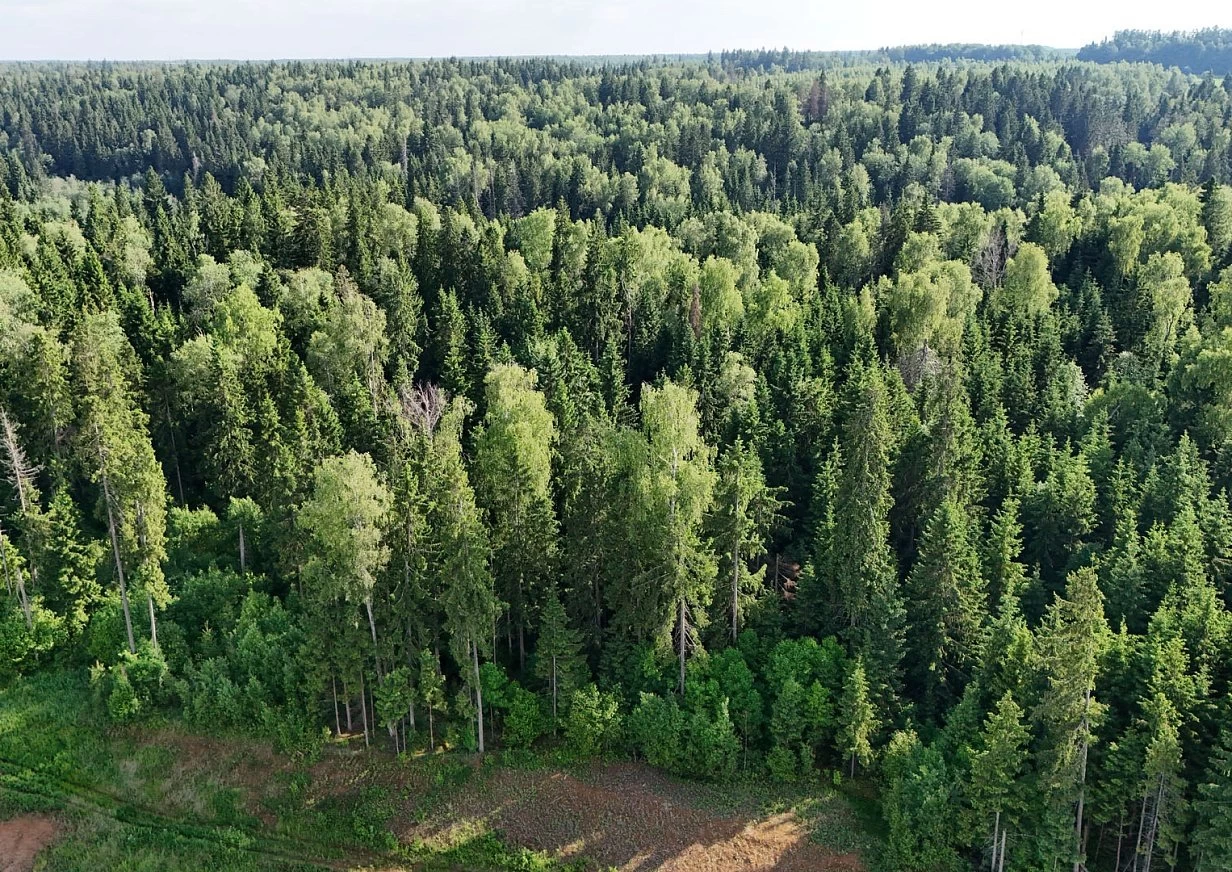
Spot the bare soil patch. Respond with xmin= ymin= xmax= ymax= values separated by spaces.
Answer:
xmin=0 ymin=815 xmax=59 ymax=872
xmin=397 ymin=760 xmax=863 ymax=871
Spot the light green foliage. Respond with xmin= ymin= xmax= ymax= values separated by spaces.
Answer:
xmin=966 ymin=692 xmax=1030 ymax=859
xmin=1137 ymin=251 xmax=1193 ymax=361
xmin=836 ymin=659 xmax=876 ymax=777
xmin=475 ymin=364 xmax=557 ymax=667
xmin=880 ymin=244 xmax=980 ymax=362
xmin=297 ymin=451 xmax=391 ymax=613
xmin=563 ymin=683 xmax=621 ymax=759
xmin=621 ymin=381 xmax=716 ymax=689
xmin=996 ymin=242 xmax=1057 ymax=317
xmin=503 ymin=685 xmax=545 ymax=749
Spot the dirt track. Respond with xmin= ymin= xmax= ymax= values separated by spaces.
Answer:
xmin=0 ymin=815 xmax=58 ymax=872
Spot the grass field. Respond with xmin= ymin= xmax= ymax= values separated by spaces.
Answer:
xmin=0 ymin=671 xmax=880 ymax=871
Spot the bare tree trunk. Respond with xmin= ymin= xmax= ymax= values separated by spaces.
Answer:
xmin=364 ymin=598 xmax=384 ymax=680
xmin=147 ymin=592 xmax=159 ymax=647
xmin=238 ymin=522 xmax=247 ymax=575
xmin=472 ymin=637 xmax=485 ymax=754
xmin=101 ymin=471 xmax=136 ymax=653
xmin=428 ymin=704 xmax=435 ymax=751
xmin=731 ymin=533 xmax=740 ymax=642
xmin=164 ymin=400 xmax=186 ymax=505
xmin=678 ymin=597 xmax=687 ymax=695
xmin=0 ymin=529 xmax=13 ymax=597
xmin=1116 ymin=811 xmax=1125 ymax=872
xmin=1074 ymin=687 xmax=1091 ymax=872
xmin=0 ymin=526 xmax=31 ymax=629
xmin=1134 ymin=795 xmax=1148 ymax=872
xmin=517 ymin=563 xmax=525 ymax=672
xmin=332 ymin=675 xmax=341 ymax=737
xmin=998 ymin=828 xmax=1007 ymax=872
xmin=991 ymin=809 xmax=1001 ymax=872
xmin=344 ymin=679 xmax=353 ymax=732
xmin=1142 ymin=775 xmax=1165 ymax=872
xmin=359 ymin=672 xmax=370 ymax=747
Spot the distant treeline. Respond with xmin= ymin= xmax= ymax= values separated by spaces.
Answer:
xmin=1078 ymin=28 xmax=1232 ymax=75
xmin=718 ymin=44 xmax=1072 ymax=72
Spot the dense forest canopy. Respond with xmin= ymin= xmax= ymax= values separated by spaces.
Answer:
xmin=2 ymin=52 xmax=1232 ymax=871
xmin=1079 ymin=28 xmax=1232 ymax=76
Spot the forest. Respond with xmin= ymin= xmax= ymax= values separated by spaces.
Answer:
xmin=1079 ymin=29 xmax=1232 ymax=77
xmin=0 ymin=49 xmax=1231 ymax=871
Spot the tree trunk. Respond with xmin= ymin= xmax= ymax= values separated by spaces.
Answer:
xmin=551 ymin=653 xmax=558 ymax=722
xmin=238 ymin=521 xmax=247 ymax=575
xmin=164 ymin=400 xmax=186 ymax=505
xmin=101 ymin=472 xmax=136 ymax=653
xmin=1142 ymin=775 xmax=1165 ymax=872
xmin=1074 ymin=686 xmax=1091 ymax=872
xmin=365 ymin=597 xmax=383 ymax=680
xmin=1116 ymin=811 xmax=1125 ymax=872
xmin=731 ymin=538 xmax=740 ymax=642
xmin=678 ymin=597 xmax=687 ymax=695
xmin=147 ymin=592 xmax=159 ymax=647
xmin=517 ymin=565 xmax=525 ymax=673
xmin=359 ymin=672 xmax=370 ymax=747
xmin=991 ymin=809 xmax=1001 ymax=872
xmin=344 ymin=679 xmax=353 ymax=732
xmin=472 ymin=637 xmax=486 ymax=753
xmin=0 ymin=529 xmax=13 ymax=597
xmin=1134 ymin=794 xmax=1148 ymax=872
xmin=428 ymin=704 xmax=435 ymax=751
xmin=332 ymin=675 xmax=341 ymax=737
xmin=998 ymin=828 xmax=1007 ymax=872
xmin=0 ymin=526 xmax=31 ymax=629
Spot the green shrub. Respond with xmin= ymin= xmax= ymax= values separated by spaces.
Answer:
xmin=563 ymin=684 xmax=620 ymax=758
xmin=503 ymin=685 xmax=545 ymax=749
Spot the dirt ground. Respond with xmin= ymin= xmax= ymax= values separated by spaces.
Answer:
xmin=399 ymin=761 xmax=865 ymax=871
xmin=0 ymin=815 xmax=59 ymax=872
xmin=114 ymin=730 xmax=866 ymax=872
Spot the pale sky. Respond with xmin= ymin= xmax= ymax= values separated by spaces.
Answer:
xmin=0 ymin=0 xmax=1228 ymax=61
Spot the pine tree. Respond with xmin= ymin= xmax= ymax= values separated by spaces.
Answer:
xmin=533 ymin=584 xmax=585 ymax=723
xmin=1130 ymin=692 xmax=1186 ymax=872
xmin=1193 ymin=713 xmax=1232 ymax=872
xmin=906 ymin=497 xmax=987 ymax=720
xmin=968 ymin=692 xmax=1030 ymax=872
xmin=418 ymin=648 xmax=446 ymax=751
xmin=829 ymin=358 xmax=904 ymax=709
xmin=432 ymin=399 xmax=502 ymax=753
xmin=708 ymin=439 xmax=784 ymax=641
xmin=837 ymin=657 xmax=877 ymax=777
xmin=1033 ymin=565 xmax=1110 ymax=872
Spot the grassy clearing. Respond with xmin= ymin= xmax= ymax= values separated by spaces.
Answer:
xmin=0 ymin=670 xmax=877 ymax=871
